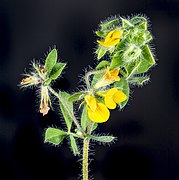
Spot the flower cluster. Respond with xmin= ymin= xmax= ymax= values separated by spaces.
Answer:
xmin=84 ymin=87 xmax=127 ymax=123
xmin=20 ymin=49 xmax=66 ymax=116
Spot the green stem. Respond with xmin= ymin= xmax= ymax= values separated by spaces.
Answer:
xmin=48 ymin=86 xmax=86 ymax=137
xmin=85 ymin=69 xmax=106 ymax=90
xmin=83 ymin=138 xmax=89 ymax=180
xmin=82 ymin=121 xmax=94 ymax=180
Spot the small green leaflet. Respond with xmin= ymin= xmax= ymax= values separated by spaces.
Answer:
xmin=110 ymin=52 xmax=124 ymax=69
xmin=81 ymin=106 xmax=90 ymax=132
xmin=69 ymin=135 xmax=80 ymax=156
xmin=68 ymin=92 xmax=85 ymax=102
xmin=59 ymin=91 xmax=73 ymax=132
xmin=96 ymin=60 xmax=109 ymax=70
xmin=100 ymin=19 xmax=119 ymax=31
xmin=49 ymin=63 xmax=66 ymax=80
xmin=45 ymin=128 xmax=67 ymax=145
xmin=135 ymin=45 xmax=156 ymax=74
xmin=45 ymin=49 xmax=58 ymax=75
xmin=128 ymin=76 xmax=150 ymax=86
xmin=88 ymin=134 xmax=116 ymax=143
xmin=96 ymin=46 xmax=107 ymax=60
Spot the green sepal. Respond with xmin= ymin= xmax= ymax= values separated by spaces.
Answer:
xmin=92 ymin=123 xmax=98 ymax=131
xmin=131 ymin=29 xmax=152 ymax=46
xmin=100 ymin=19 xmax=119 ymax=31
xmin=130 ymin=16 xmax=146 ymax=26
xmin=96 ymin=46 xmax=107 ymax=60
xmin=110 ymin=52 xmax=124 ymax=69
xmin=49 ymin=63 xmax=66 ymax=80
xmin=96 ymin=60 xmax=110 ymax=70
xmin=81 ymin=106 xmax=90 ymax=132
xmin=136 ymin=21 xmax=147 ymax=30
xmin=88 ymin=134 xmax=116 ymax=143
xmin=59 ymin=91 xmax=73 ymax=132
xmin=43 ymin=78 xmax=52 ymax=86
xmin=135 ymin=45 xmax=155 ymax=74
xmin=121 ymin=16 xmax=147 ymax=30
xmin=121 ymin=18 xmax=134 ymax=29
xmin=96 ymin=31 xmax=104 ymax=37
xmin=128 ymin=75 xmax=150 ymax=85
xmin=125 ymin=59 xmax=141 ymax=78
xmin=109 ymin=46 xmax=115 ymax=54
xmin=116 ymin=38 xmax=127 ymax=51
xmin=69 ymin=135 xmax=80 ymax=156
xmin=114 ymin=77 xmax=129 ymax=109
xmin=45 ymin=49 xmax=58 ymax=75
xmin=68 ymin=92 xmax=85 ymax=102
xmin=45 ymin=128 xmax=67 ymax=145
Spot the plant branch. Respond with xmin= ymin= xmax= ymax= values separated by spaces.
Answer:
xmin=48 ymin=86 xmax=86 ymax=137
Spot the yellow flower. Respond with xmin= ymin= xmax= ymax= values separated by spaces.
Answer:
xmin=94 ymin=67 xmax=120 ymax=89
xmin=97 ymin=29 xmax=123 ymax=47
xmin=104 ymin=88 xmax=127 ymax=109
xmin=84 ymin=95 xmax=110 ymax=123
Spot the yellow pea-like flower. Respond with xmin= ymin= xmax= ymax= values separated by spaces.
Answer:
xmin=97 ymin=29 xmax=123 ymax=47
xmin=104 ymin=88 xmax=127 ymax=109
xmin=94 ymin=66 xmax=120 ymax=89
xmin=84 ymin=95 xmax=110 ymax=123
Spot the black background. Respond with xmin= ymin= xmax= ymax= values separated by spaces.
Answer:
xmin=0 ymin=0 xmax=179 ymax=179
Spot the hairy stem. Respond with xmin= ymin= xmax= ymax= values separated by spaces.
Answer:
xmin=85 ymin=68 xmax=106 ymax=90
xmin=83 ymin=138 xmax=89 ymax=180
xmin=48 ymin=86 xmax=86 ymax=137
xmin=82 ymin=121 xmax=94 ymax=180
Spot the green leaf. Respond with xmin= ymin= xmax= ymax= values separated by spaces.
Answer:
xmin=96 ymin=31 xmax=104 ymax=37
xmin=88 ymin=134 xmax=116 ymax=143
xmin=45 ymin=49 xmax=58 ymax=75
xmin=109 ymin=46 xmax=115 ymax=54
xmin=116 ymin=38 xmax=127 ymax=51
xmin=125 ymin=59 xmax=141 ymax=78
xmin=96 ymin=60 xmax=110 ymax=70
xmin=130 ymin=16 xmax=146 ymax=26
xmin=43 ymin=78 xmax=52 ymax=86
xmin=136 ymin=21 xmax=147 ymax=30
xmin=135 ymin=45 xmax=155 ymax=74
xmin=49 ymin=63 xmax=66 ymax=80
xmin=121 ymin=18 xmax=134 ymax=29
xmin=131 ymin=29 xmax=152 ymax=46
xmin=100 ymin=19 xmax=119 ymax=31
xmin=45 ymin=128 xmax=67 ymax=145
xmin=81 ymin=106 xmax=90 ymax=132
xmin=68 ymin=92 xmax=85 ymax=102
xmin=59 ymin=92 xmax=73 ymax=132
xmin=96 ymin=46 xmax=107 ymax=60
xmin=69 ymin=135 xmax=80 ymax=156
xmin=92 ymin=123 xmax=98 ymax=131
xmin=110 ymin=52 xmax=124 ymax=69
xmin=128 ymin=76 xmax=150 ymax=85
xmin=114 ymin=77 xmax=130 ymax=109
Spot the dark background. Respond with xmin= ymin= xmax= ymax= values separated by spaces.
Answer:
xmin=0 ymin=0 xmax=179 ymax=179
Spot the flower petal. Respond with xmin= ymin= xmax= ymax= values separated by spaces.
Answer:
xmin=87 ymin=103 xmax=110 ymax=123
xmin=84 ymin=95 xmax=97 ymax=112
xmin=113 ymin=90 xmax=128 ymax=103
xmin=104 ymin=88 xmax=118 ymax=109
xmin=109 ymin=69 xmax=120 ymax=81
xmin=98 ymin=29 xmax=123 ymax=47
